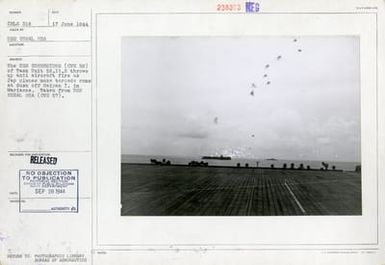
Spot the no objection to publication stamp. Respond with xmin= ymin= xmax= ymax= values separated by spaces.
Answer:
xmin=19 ymin=169 xmax=79 ymax=213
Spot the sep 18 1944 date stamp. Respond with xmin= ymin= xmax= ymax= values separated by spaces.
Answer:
xmin=19 ymin=169 xmax=79 ymax=213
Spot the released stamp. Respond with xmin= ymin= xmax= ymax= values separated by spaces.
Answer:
xmin=19 ymin=169 xmax=79 ymax=213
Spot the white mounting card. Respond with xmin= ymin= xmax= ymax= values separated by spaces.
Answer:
xmin=0 ymin=0 xmax=384 ymax=265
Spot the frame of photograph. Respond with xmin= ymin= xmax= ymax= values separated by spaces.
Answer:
xmin=93 ymin=10 xmax=379 ymax=249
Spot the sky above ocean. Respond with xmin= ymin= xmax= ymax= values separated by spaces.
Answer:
xmin=121 ymin=36 xmax=360 ymax=162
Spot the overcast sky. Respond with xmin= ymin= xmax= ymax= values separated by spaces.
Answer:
xmin=121 ymin=36 xmax=360 ymax=162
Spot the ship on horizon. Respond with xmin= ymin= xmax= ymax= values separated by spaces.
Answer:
xmin=201 ymin=155 xmax=232 ymax=160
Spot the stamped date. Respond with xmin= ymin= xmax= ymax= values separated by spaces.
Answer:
xmin=19 ymin=169 xmax=79 ymax=213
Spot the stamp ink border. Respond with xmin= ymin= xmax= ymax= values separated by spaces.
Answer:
xmin=18 ymin=169 xmax=79 ymax=213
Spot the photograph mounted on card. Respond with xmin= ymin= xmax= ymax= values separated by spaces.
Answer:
xmin=95 ymin=11 xmax=377 ymax=246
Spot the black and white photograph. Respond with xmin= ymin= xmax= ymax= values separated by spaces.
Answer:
xmin=121 ymin=36 xmax=361 ymax=216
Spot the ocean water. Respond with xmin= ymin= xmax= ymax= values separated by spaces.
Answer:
xmin=121 ymin=154 xmax=360 ymax=171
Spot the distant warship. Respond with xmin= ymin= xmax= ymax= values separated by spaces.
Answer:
xmin=202 ymin=155 xmax=231 ymax=160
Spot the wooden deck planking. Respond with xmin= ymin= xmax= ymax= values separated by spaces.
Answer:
xmin=121 ymin=164 xmax=362 ymax=216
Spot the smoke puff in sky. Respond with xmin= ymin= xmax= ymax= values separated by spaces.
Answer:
xmin=121 ymin=36 xmax=360 ymax=162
